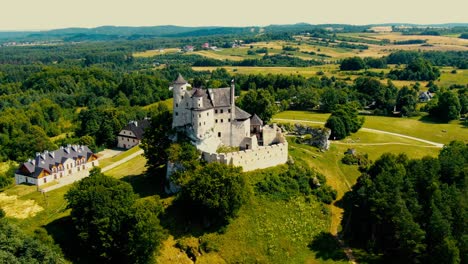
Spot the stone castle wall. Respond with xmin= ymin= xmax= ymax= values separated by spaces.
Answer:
xmin=203 ymin=142 xmax=288 ymax=172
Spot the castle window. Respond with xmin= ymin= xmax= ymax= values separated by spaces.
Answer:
xmin=220 ymin=109 xmax=224 ymax=113
xmin=228 ymin=118 xmax=231 ymax=122
xmin=198 ymin=104 xmax=200 ymax=107
xmin=218 ymin=132 xmax=221 ymax=137
xmin=215 ymin=109 xmax=218 ymax=114
xmin=207 ymin=113 xmax=209 ymax=116
xmin=181 ymin=96 xmax=184 ymax=99
xmin=228 ymin=109 xmax=231 ymax=113
xmin=175 ymin=112 xmax=178 ymax=116
xmin=199 ymin=114 xmax=201 ymax=118
xmin=186 ymin=103 xmax=188 ymax=107
xmin=221 ymin=119 xmax=223 ymax=123
xmin=204 ymin=122 xmax=206 ymax=125
xmin=215 ymin=119 xmax=218 ymax=123
xmin=199 ymin=122 xmax=201 ymax=126
xmin=176 ymin=103 xmax=178 ymax=107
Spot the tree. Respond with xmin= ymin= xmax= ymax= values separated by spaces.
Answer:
xmin=429 ymin=91 xmax=462 ymax=122
xmin=65 ymin=168 xmax=165 ymax=263
xmin=340 ymin=57 xmax=366 ymax=71
xmin=325 ymin=103 xmax=364 ymax=140
xmin=396 ymin=86 xmax=418 ymax=116
xmin=236 ymin=89 xmax=278 ymax=123
xmin=0 ymin=218 xmax=64 ymax=263
xmin=389 ymin=58 xmax=440 ymax=81
xmin=141 ymin=103 xmax=173 ymax=177
xmin=174 ymin=162 xmax=247 ymax=226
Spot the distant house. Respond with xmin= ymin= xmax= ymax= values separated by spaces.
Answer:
xmin=117 ymin=119 xmax=150 ymax=149
xmin=15 ymin=145 xmax=98 ymax=186
xmin=183 ymin=45 xmax=194 ymax=52
xmin=202 ymin=42 xmax=210 ymax=49
xmin=419 ymin=91 xmax=433 ymax=102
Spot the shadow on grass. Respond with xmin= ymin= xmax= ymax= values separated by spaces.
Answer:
xmin=45 ymin=216 xmax=99 ymax=264
xmin=308 ymin=232 xmax=347 ymax=261
xmin=120 ymin=173 xmax=162 ymax=198
xmin=160 ymin=199 xmax=226 ymax=240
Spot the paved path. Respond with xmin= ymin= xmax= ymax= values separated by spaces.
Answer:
xmin=273 ymin=118 xmax=444 ymax=148
xmin=41 ymin=149 xmax=144 ymax=192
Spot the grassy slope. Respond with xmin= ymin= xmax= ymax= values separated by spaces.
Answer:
xmin=274 ymin=111 xmax=467 ymax=144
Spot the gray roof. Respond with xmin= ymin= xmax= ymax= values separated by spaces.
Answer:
xmin=250 ymin=114 xmax=263 ymax=125
xmin=235 ymin=106 xmax=251 ymax=120
xmin=17 ymin=145 xmax=95 ymax=178
xmin=173 ymin=74 xmax=188 ymax=85
xmin=119 ymin=119 xmax=150 ymax=140
xmin=207 ymin=87 xmax=232 ymax=107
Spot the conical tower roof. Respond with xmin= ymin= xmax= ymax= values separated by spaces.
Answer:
xmin=173 ymin=74 xmax=188 ymax=85
xmin=250 ymin=114 xmax=263 ymax=126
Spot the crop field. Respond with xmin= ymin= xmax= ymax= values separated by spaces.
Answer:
xmin=193 ymin=65 xmax=340 ymax=78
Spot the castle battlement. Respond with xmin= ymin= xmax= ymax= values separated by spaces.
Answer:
xmin=202 ymin=141 xmax=288 ymax=172
xmin=170 ymin=74 xmax=288 ymax=172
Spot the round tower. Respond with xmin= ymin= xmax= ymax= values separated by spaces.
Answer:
xmin=171 ymin=74 xmax=190 ymax=128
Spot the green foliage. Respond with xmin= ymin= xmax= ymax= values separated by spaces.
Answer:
xmin=396 ymin=86 xmax=419 ymax=116
xmin=174 ymin=162 xmax=247 ymax=226
xmin=428 ymin=91 xmax=462 ymax=122
xmin=140 ymin=103 xmax=172 ymax=176
xmin=255 ymin=164 xmax=337 ymax=204
xmin=341 ymin=142 xmax=468 ymax=263
xmin=325 ymin=103 xmax=365 ymax=140
xmin=308 ymin=232 xmax=347 ymax=261
xmin=340 ymin=57 xmax=366 ymax=71
xmin=65 ymin=168 xmax=165 ymax=263
xmin=389 ymin=58 xmax=441 ymax=81
xmin=0 ymin=218 xmax=64 ymax=263
xmin=236 ymin=89 xmax=278 ymax=123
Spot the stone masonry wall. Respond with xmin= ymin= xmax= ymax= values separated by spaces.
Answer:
xmin=203 ymin=142 xmax=288 ymax=172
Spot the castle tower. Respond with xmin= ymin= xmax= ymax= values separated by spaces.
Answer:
xmin=171 ymin=74 xmax=191 ymax=128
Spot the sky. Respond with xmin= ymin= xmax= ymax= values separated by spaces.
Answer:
xmin=1 ymin=0 xmax=467 ymax=31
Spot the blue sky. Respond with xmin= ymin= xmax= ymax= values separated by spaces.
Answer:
xmin=2 ymin=0 xmax=467 ymax=30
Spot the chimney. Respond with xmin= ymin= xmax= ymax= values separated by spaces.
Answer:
xmin=230 ymin=79 xmax=235 ymax=106
xmin=134 ymin=121 xmax=138 ymax=127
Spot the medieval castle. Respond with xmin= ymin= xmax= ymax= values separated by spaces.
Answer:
xmin=170 ymin=74 xmax=288 ymax=171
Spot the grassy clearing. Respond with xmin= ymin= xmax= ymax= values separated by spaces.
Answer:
xmin=274 ymin=111 xmax=467 ymax=144
xmin=105 ymin=155 xmax=147 ymax=179
xmin=437 ymin=68 xmax=468 ymax=87
xmin=5 ymin=185 xmax=71 ymax=234
xmin=133 ymin=48 xmax=181 ymax=57
xmin=193 ymin=65 xmax=339 ymax=78
xmin=98 ymin=145 xmax=141 ymax=168
xmin=143 ymin=98 xmax=173 ymax=111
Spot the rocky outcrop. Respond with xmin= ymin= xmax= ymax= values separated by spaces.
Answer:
xmin=282 ymin=123 xmax=331 ymax=150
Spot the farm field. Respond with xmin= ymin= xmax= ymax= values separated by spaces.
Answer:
xmin=274 ymin=111 xmax=468 ymax=144
xmin=133 ymin=48 xmax=181 ymax=57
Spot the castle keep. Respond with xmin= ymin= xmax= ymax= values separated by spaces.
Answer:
xmin=170 ymin=74 xmax=288 ymax=171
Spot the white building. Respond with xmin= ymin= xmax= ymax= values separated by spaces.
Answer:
xmin=170 ymin=74 xmax=288 ymax=171
xmin=15 ymin=145 xmax=99 ymax=186
xmin=117 ymin=119 xmax=150 ymax=149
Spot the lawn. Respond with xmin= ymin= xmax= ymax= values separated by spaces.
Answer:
xmin=274 ymin=111 xmax=467 ymax=144
xmin=98 ymin=145 xmax=142 ymax=168
xmin=143 ymin=98 xmax=173 ymax=111
xmin=5 ymin=184 xmax=71 ymax=234
xmin=105 ymin=155 xmax=147 ymax=179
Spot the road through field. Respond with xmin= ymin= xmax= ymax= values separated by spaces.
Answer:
xmin=273 ymin=118 xmax=444 ymax=148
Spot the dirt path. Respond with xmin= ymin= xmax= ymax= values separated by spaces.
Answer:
xmin=273 ymin=118 xmax=444 ymax=148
